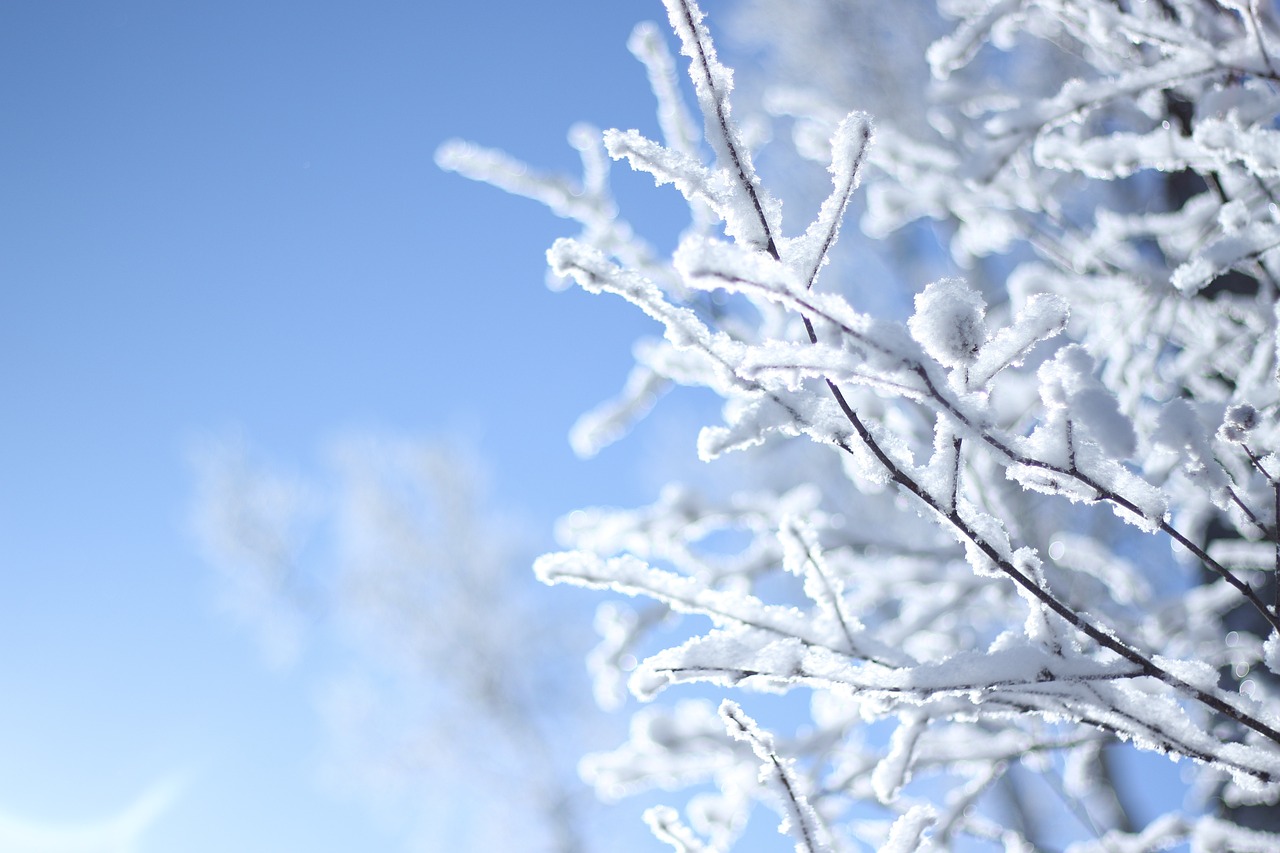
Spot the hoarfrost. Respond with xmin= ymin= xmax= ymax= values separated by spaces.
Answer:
xmin=444 ymin=0 xmax=1280 ymax=848
xmin=908 ymin=278 xmax=988 ymax=370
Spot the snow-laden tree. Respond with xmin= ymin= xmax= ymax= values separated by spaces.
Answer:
xmin=439 ymin=0 xmax=1280 ymax=850
xmin=191 ymin=436 xmax=604 ymax=852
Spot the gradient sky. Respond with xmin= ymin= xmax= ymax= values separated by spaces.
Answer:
xmin=0 ymin=2 xmax=713 ymax=850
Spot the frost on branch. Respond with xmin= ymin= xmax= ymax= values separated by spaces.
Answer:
xmin=907 ymin=278 xmax=987 ymax=370
xmin=660 ymin=0 xmax=781 ymax=251
xmin=643 ymin=806 xmax=715 ymax=853
xmin=968 ymin=291 xmax=1069 ymax=388
xmin=569 ymin=361 xmax=670 ymax=459
xmin=784 ymin=111 xmax=874 ymax=291
xmin=1036 ymin=345 xmax=1136 ymax=461
xmin=444 ymin=0 xmax=1280 ymax=848
xmin=880 ymin=805 xmax=936 ymax=853
xmin=721 ymin=701 xmax=831 ymax=853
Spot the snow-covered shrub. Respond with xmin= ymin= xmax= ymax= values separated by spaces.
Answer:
xmin=441 ymin=0 xmax=1280 ymax=849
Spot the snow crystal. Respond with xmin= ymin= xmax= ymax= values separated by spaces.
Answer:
xmin=969 ymin=292 xmax=1069 ymax=388
xmin=1153 ymin=398 xmax=1208 ymax=452
xmin=643 ymin=806 xmax=712 ymax=853
xmin=721 ymin=699 xmax=831 ymax=853
xmin=661 ymin=0 xmax=781 ymax=250
xmin=435 ymin=138 xmax=594 ymax=223
xmin=908 ymin=278 xmax=988 ymax=370
xmin=1220 ymin=199 xmax=1252 ymax=235
xmin=1193 ymin=817 xmax=1280 ymax=853
xmin=1038 ymin=346 xmax=1136 ymax=459
xmin=879 ymin=804 xmax=936 ymax=853
xmin=605 ymin=129 xmax=771 ymax=244
xmin=926 ymin=0 xmax=1022 ymax=79
xmin=628 ymin=22 xmax=702 ymax=161
xmin=1171 ymin=222 xmax=1280 ymax=295
xmin=696 ymin=394 xmax=793 ymax=460
xmin=1071 ymin=387 xmax=1137 ymax=459
xmin=1096 ymin=461 xmax=1169 ymax=533
xmin=1218 ymin=402 xmax=1260 ymax=444
xmin=570 ymin=363 xmax=670 ymax=458
xmin=785 ymin=111 xmax=873 ymax=291
xmin=1153 ymin=398 xmax=1230 ymax=491
xmin=1194 ymin=117 xmax=1280 ymax=177
xmin=871 ymin=715 xmax=924 ymax=803
xmin=1034 ymin=124 xmax=1207 ymax=179
xmin=1006 ymin=462 xmax=1099 ymax=503
xmin=1152 ymin=655 xmax=1221 ymax=692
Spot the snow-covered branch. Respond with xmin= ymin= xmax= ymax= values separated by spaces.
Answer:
xmin=443 ymin=0 xmax=1280 ymax=847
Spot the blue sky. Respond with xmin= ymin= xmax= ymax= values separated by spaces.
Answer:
xmin=0 ymin=2 xmax=712 ymax=850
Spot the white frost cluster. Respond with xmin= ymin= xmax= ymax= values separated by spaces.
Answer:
xmin=908 ymin=278 xmax=987 ymax=370
xmin=1038 ymin=345 xmax=1137 ymax=459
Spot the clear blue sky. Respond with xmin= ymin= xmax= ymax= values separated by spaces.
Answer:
xmin=0 ymin=2 xmax=713 ymax=850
